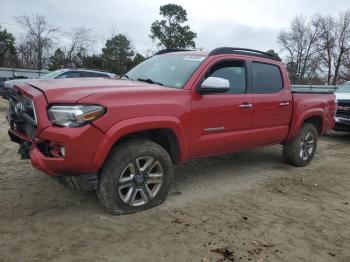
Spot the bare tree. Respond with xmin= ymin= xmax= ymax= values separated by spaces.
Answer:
xmin=313 ymin=14 xmax=336 ymax=85
xmin=16 ymin=14 xmax=58 ymax=70
xmin=287 ymin=11 xmax=350 ymax=85
xmin=278 ymin=16 xmax=321 ymax=84
xmin=343 ymin=53 xmax=350 ymax=81
xmin=17 ymin=38 xmax=36 ymax=69
xmin=332 ymin=10 xmax=350 ymax=85
xmin=65 ymin=27 xmax=92 ymax=67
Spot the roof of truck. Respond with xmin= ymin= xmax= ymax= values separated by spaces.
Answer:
xmin=157 ymin=47 xmax=281 ymax=62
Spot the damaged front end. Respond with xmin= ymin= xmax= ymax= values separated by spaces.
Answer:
xmin=1 ymin=82 xmax=37 ymax=159
xmin=1 ymin=82 xmax=101 ymax=191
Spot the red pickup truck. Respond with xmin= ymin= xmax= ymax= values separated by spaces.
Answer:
xmin=1 ymin=48 xmax=336 ymax=215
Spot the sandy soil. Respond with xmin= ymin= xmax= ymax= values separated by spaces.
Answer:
xmin=0 ymin=108 xmax=349 ymax=262
xmin=0 ymin=100 xmax=6 ymax=111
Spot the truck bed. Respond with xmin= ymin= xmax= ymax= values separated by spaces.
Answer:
xmin=291 ymin=85 xmax=338 ymax=94
xmin=287 ymin=91 xmax=337 ymax=139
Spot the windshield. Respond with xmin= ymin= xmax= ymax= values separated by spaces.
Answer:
xmin=124 ymin=54 xmax=206 ymax=88
xmin=39 ymin=69 xmax=66 ymax=79
xmin=336 ymin=84 xmax=350 ymax=93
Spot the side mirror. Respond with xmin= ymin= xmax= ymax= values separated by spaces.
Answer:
xmin=197 ymin=77 xmax=230 ymax=94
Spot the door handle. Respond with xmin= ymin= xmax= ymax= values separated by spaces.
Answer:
xmin=279 ymin=102 xmax=290 ymax=106
xmin=239 ymin=103 xmax=253 ymax=109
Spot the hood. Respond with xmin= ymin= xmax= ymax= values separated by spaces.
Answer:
xmin=1 ymin=78 xmax=35 ymax=99
xmin=1 ymin=78 xmax=32 ymax=89
xmin=14 ymin=78 xmax=170 ymax=103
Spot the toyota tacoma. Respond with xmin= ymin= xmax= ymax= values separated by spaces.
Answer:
xmin=0 ymin=47 xmax=337 ymax=215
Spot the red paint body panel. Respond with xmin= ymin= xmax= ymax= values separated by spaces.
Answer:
xmin=189 ymin=55 xmax=253 ymax=157
xmin=286 ymin=93 xmax=336 ymax=139
xmin=6 ymin=51 xmax=336 ymax=177
xmin=250 ymin=62 xmax=293 ymax=147
xmin=31 ymin=125 xmax=105 ymax=175
xmin=190 ymin=92 xmax=252 ymax=156
xmin=91 ymin=116 xmax=189 ymax=169
xmin=24 ymin=78 xmax=154 ymax=103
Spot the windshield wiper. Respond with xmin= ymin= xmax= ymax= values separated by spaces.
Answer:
xmin=137 ymin=78 xmax=164 ymax=86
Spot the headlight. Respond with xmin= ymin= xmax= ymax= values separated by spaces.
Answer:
xmin=47 ymin=105 xmax=105 ymax=127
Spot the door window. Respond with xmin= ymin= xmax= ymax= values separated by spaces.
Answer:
xmin=252 ymin=62 xmax=282 ymax=93
xmin=206 ymin=60 xmax=246 ymax=94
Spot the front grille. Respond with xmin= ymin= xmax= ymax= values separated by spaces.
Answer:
xmin=336 ymin=100 xmax=350 ymax=119
xmin=8 ymin=93 xmax=37 ymax=139
xmin=9 ymin=95 xmax=37 ymax=125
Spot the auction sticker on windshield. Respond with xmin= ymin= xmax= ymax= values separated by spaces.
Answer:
xmin=183 ymin=55 xmax=206 ymax=61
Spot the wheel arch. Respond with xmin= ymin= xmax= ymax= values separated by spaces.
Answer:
xmin=303 ymin=116 xmax=323 ymax=135
xmin=91 ymin=116 xmax=188 ymax=170
xmin=117 ymin=128 xmax=181 ymax=164
xmin=287 ymin=109 xmax=325 ymax=141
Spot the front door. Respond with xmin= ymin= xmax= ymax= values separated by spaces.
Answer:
xmin=190 ymin=59 xmax=253 ymax=157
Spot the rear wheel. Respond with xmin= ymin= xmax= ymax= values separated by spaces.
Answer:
xmin=97 ymin=139 xmax=173 ymax=215
xmin=283 ymin=123 xmax=318 ymax=167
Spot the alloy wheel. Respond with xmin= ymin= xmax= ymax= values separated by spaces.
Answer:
xmin=117 ymin=157 xmax=163 ymax=207
xmin=299 ymin=131 xmax=315 ymax=161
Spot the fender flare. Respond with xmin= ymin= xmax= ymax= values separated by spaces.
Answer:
xmin=91 ymin=116 xmax=188 ymax=170
xmin=287 ymin=108 xmax=325 ymax=140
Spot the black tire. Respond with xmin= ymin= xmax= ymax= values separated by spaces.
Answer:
xmin=97 ymin=139 xmax=173 ymax=215
xmin=283 ymin=123 xmax=318 ymax=167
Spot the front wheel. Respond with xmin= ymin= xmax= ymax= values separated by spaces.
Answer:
xmin=283 ymin=123 xmax=318 ymax=167
xmin=97 ymin=139 xmax=173 ymax=215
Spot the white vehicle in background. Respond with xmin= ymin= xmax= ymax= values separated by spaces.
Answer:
xmin=0 ymin=68 xmax=117 ymax=99
xmin=334 ymin=82 xmax=350 ymax=132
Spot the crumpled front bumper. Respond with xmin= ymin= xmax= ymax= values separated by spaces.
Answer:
xmin=9 ymin=123 xmax=105 ymax=176
xmin=4 ymin=82 xmax=107 ymax=177
xmin=29 ymin=124 xmax=105 ymax=176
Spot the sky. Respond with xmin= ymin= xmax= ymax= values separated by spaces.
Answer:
xmin=1 ymin=0 xmax=349 ymax=57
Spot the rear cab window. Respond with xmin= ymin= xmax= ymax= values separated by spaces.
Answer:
xmin=252 ymin=62 xmax=283 ymax=93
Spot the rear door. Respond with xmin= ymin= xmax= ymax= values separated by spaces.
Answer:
xmin=190 ymin=59 xmax=253 ymax=157
xmin=250 ymin=61 xmax=292 ymax=147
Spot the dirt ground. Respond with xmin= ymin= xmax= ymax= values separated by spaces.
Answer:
xmin=0 ymin=100 xmax=349 ymax=262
